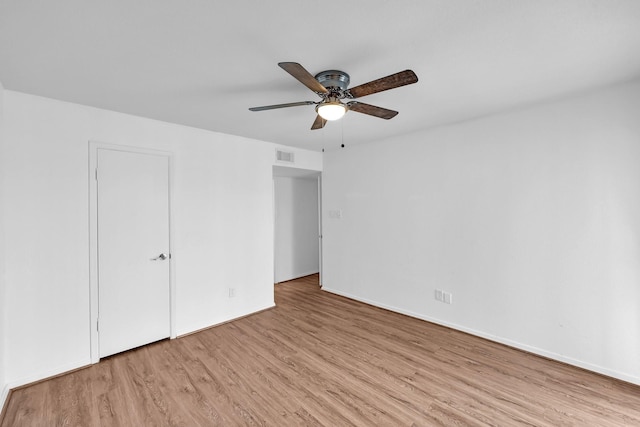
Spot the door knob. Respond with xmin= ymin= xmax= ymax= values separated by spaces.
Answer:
xmin=151 ymin=253 xmax=168 ymax=261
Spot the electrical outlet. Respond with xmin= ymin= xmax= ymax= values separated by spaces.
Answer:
xmin=435 ymin=289 xmax=453 ymax=304
xmin=444 ymin=292 xmax=453 ymax=304
xmin=228 ymin=288 xmax=236 ymax=298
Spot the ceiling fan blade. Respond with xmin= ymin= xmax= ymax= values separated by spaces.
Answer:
xmin=348 ymin=70 xmax=418 ymax=99
xmin=278 ymin=62 xmax=329 ymax=94
xmin=249 ymin=101 xmax=315 ymax=112
xmin=347 ymin=101 xmax=398 ymax=119
xmin=311 ymin=115 xmax=327 ymax=130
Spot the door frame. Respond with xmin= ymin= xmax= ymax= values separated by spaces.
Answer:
xmin=317 ymin=174 xmax=323 ymax=286
xmin=88 ymin=141 xmax=176 ymax=363
xmin=272 ymin=167 xmax=322 ymax=285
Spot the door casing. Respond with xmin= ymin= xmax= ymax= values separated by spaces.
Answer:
xmin=88 ymin=141 xmax=176 ymax=363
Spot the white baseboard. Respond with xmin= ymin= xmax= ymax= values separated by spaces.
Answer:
xmin=6 ymin=358 xmax=92 ymax=391
xmin=177 ymin=302 xmax=276 ymax=338
xmin=322 ymin=287 xmax=640 ymax=387
xmin=0 ymin=383 xmax=10 ymax=420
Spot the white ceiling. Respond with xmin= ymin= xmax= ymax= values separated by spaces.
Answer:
xmin=1 ymin=1 xmax=640 ymax=152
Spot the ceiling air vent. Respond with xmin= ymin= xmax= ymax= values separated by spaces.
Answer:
xmin=276 ymin=149 xmax=295 ymax=163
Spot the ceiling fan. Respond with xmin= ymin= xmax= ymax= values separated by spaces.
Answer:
xmin=249 ymin=62 xmax=418 ymax=130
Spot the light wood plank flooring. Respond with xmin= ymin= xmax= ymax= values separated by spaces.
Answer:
xmin=3 ymin=274 xmax=640 ymax=426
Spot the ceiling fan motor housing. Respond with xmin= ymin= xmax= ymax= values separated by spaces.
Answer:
xmin=315 ymin=70 xmax=350 ymax=92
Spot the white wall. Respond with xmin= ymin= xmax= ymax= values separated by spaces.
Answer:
xmin=322 ymin=81 xmax=640 ymax=385
xmin=274 ymin=176 xmax=319 ymax=282
xmin=1 ymin=90 xmax=321 ymax=389
xmin=0 ymin=79 xmax=7 ymax=408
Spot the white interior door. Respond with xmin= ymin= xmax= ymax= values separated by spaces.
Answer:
xmin=97 ymin=148 xmax=171 ymax=358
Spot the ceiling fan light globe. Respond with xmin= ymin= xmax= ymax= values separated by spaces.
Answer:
xmin=316 ymin=102 xmax=347 ymax=121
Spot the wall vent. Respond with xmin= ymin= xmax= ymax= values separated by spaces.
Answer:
xmin=276 ymin=149 xmax=295 ymax=163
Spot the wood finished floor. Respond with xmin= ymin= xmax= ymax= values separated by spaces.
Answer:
xmin=3 ymin=274 xmax=640 ymax=426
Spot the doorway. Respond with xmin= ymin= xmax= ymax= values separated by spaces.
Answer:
xmin=89 ymin=142 xmax=175 ymax=362
xmin=273 ymin=166 xmax=322 ymax=284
